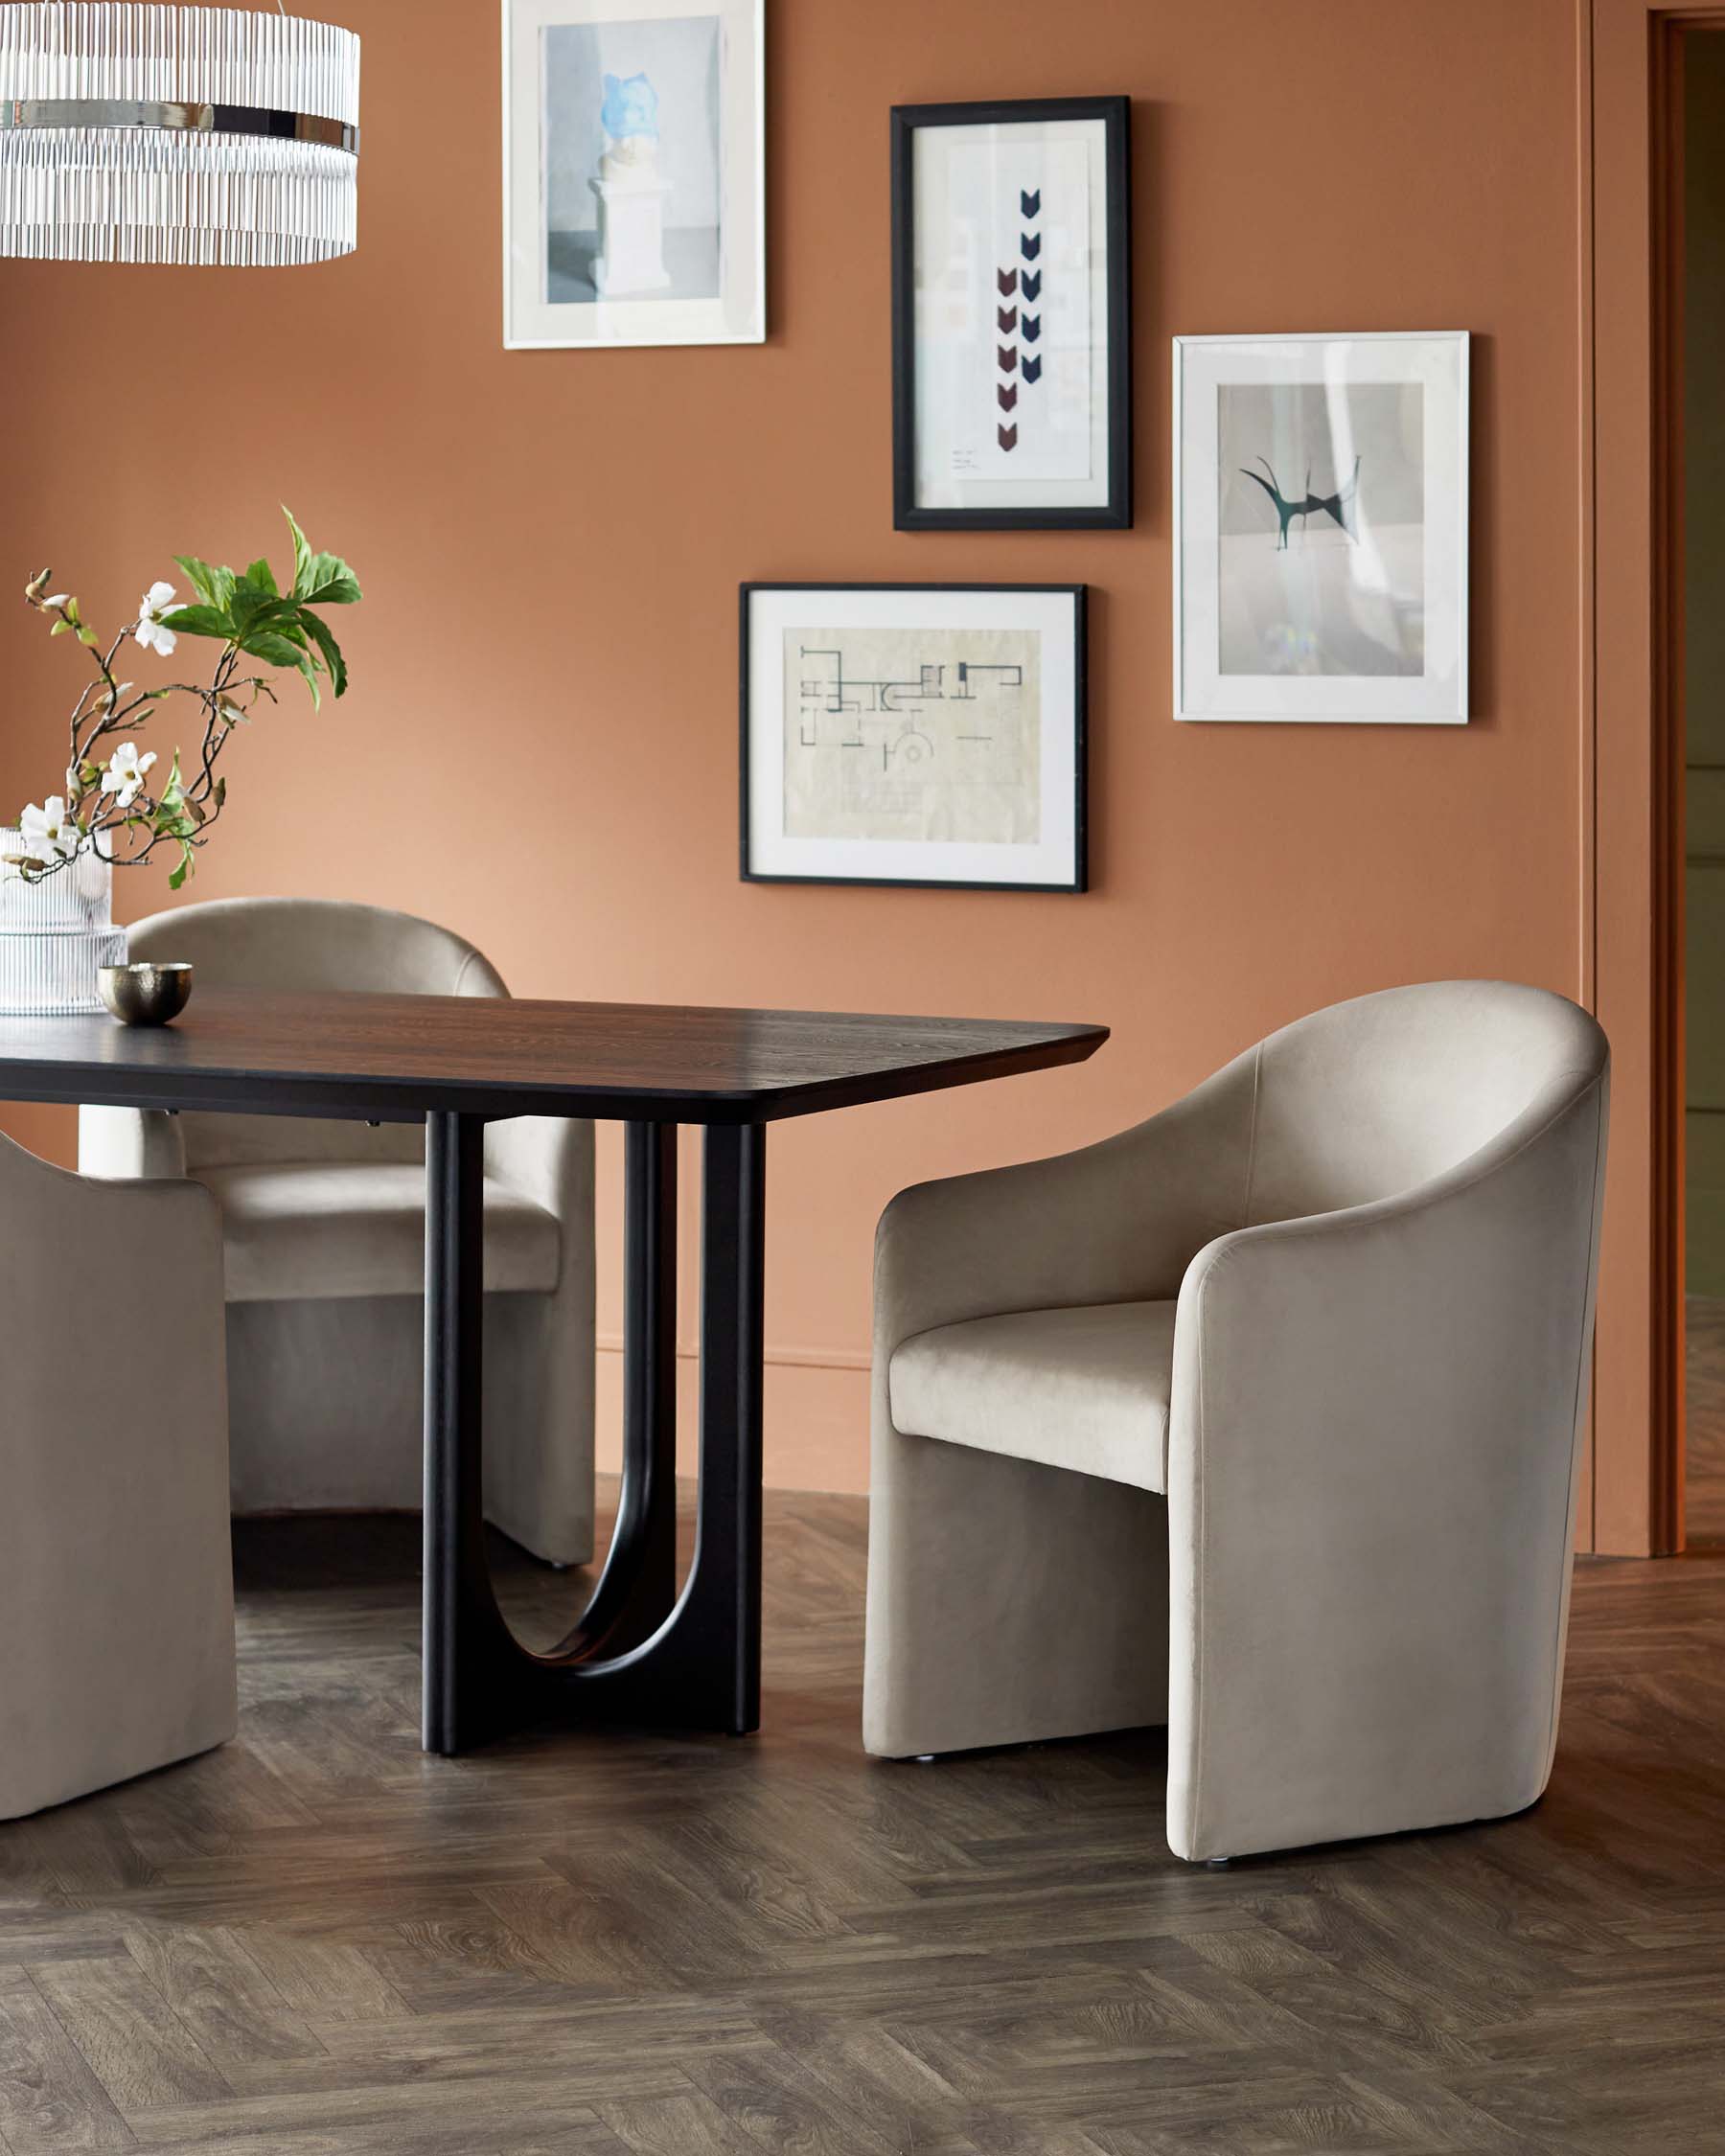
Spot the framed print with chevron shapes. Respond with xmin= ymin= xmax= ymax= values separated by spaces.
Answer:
xmin=502 ymin=0 xmax=765 ymax=349
xmin=890 ymin=99 xmax=1131 ymax=531
xmin=740 ymin=584 xmax=1088 ymax=891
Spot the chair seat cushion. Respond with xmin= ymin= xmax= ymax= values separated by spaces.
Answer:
xmin=888 ymin=1299 xmax=1176 ymax=1493
xmin=195 ymin=1163 xmax=561 ymax=1304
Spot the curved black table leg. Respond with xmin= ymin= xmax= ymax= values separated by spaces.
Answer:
xmin=422 ymin=1112 xmax=766 ymax=1755
xmin=549 ymin=1120 xmax=678 ymax=1660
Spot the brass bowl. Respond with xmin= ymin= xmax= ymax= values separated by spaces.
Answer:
xmin=98 ymin=961 xmax=194 ymax=1027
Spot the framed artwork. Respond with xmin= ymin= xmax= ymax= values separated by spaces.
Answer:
xmin=502 ymin=0 xmax=765 ymax=350
xmin=890 ymin=98 xmax=1132 ymax=531
xmin=740 ymin=584 xmax=1087 ymax=892
xmin=1174 ymin=331 xmax=1470 ymax=724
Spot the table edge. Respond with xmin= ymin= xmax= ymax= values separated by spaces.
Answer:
xmin=0 ymin=1022 xmax=1109 ymax=1124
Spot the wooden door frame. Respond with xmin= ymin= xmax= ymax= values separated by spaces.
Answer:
xmin=1591 ymin=0 xmax=1725 ymax=1553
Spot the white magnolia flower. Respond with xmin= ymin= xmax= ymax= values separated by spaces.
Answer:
xmin=100 ymin=742 xmax=157 ymax=809
xmin=19 ymin=795 xmax=81 ymax=861
xmin=135 ymin=579 xmax=182 ymax=656
xmin=43 ymin=594 xmax=70 ymax=609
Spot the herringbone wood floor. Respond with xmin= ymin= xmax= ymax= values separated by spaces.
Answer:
xmin=2 ymin=1485 xmax=1722 ymax=2154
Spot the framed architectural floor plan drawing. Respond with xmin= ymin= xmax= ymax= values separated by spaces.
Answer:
xmin=891 ymin=98 xmax=1131 ymax=531
xmin=502 ymin=0 xmax=765 ymax=350
xmin=1174 ymin=332 xmax=1469 ymax=723
xmin=741 ymin=585 xmax=1087 ymax=891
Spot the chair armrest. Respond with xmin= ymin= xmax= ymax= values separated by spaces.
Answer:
xmin=483 ymin=1114 xmax=595 ymax=1249
xmin=3 ymin=1137 xmax=222 ymax=1340
xmin=874 ymin=1049 xmax=1257 ymax=1359
xmin=79 ymin=1105 xmax=189 ymax=1181
xmin=1163 ymin=1066 xmax=1608 ymax=1861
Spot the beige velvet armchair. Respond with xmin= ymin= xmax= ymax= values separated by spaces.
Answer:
xmin=865 ymin=981 xmax=1609 ymax=1864
xmin=1 ymin=1132 xmax=236 ymax=1817
xmin=80 ymin=898 xmax=595 ymax=1567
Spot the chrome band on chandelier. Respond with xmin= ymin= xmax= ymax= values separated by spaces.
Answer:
xmin=0 ymin=5 xmax=362 ymax=265
xmin=1 ymin=97 xmax=357 ymax=154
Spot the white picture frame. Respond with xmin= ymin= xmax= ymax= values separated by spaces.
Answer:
xmin=502 ymin=0 xmax=765 ymax=351
xmin=741 ymin=584 xmax=1088 ymax=892
xmin=1173 ymin=332 xmax=1469 ymax=724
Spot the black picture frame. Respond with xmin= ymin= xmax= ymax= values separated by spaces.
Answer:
xmin=740 ymin=583 xmax=1088 ymax=893
xmin=890 ymin=97 xmax=1132 ymax=532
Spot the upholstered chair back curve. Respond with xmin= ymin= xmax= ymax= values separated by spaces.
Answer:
xmin=1243 ymin=978 xmax=1603 ymax=1227
xmin=106 ymin=896 xmax=506 ymax=1171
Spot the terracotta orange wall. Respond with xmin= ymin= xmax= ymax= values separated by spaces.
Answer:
xmin=0 ymin=0 xmax=1587 ymax=1501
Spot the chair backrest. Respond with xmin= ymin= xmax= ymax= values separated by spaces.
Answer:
xmin=126 ymin=896 xmax=508 ymax=1169
xmin=1242 ymin=979 xmax=1608 ymax=1227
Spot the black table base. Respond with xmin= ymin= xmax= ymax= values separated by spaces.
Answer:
xmin=423 ymin=1113 xmax=766 ymax=1755
xmin=1 ymin=986 xmax=1103 ymax=1756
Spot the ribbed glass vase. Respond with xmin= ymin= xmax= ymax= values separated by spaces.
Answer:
xmin=0 ymin=832 xmax=126 ymax=1013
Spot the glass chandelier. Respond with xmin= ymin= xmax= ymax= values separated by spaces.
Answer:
xmin=0 ymin=3 xmax=359 ymax=265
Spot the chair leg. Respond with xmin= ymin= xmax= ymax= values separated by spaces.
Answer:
xmin=863 ymin=1428 xmax=1169 ymax=1760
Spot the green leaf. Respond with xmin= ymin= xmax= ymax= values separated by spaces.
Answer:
xmin=167 ymin=839 xmax=195 ymax=891
xmin=49 ymin=618 xmax=71 ymax=637
xmin=161 ymin=602 xmax=235 ymax=642
xmin=283 ymin=506 xmax=313 ymax=599
xmin=76 ymin=626 xmax=99 ymax=647
xmin=172 ymin=556 xmax=236 ymax=611
xmin=242 ymin=557 xmax=279 ymax=596
xmin=299 ymin=609 xmax=348 ymax=699
xmin=237 ymin=627 xmax=315 ymax=675
xmin=300 ymin=554 xmax=361 ymax=606
xmin=157 ymin=751 xmax=186 ymax=813
xmin=227 ymin=585 xmax=291 ymax=638
xmin=280 ymin=507 xmax=359 ymax=608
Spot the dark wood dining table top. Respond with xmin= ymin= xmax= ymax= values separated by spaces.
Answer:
xmin=0 ymin=988 xmax=1109 ymax=1124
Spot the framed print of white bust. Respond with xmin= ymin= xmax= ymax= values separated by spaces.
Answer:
xmin=503 ymin=0 xmax=764 ymax=350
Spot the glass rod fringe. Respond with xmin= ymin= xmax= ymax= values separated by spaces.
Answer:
xmin=0 ymin=4 xmax=359 ymax=264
